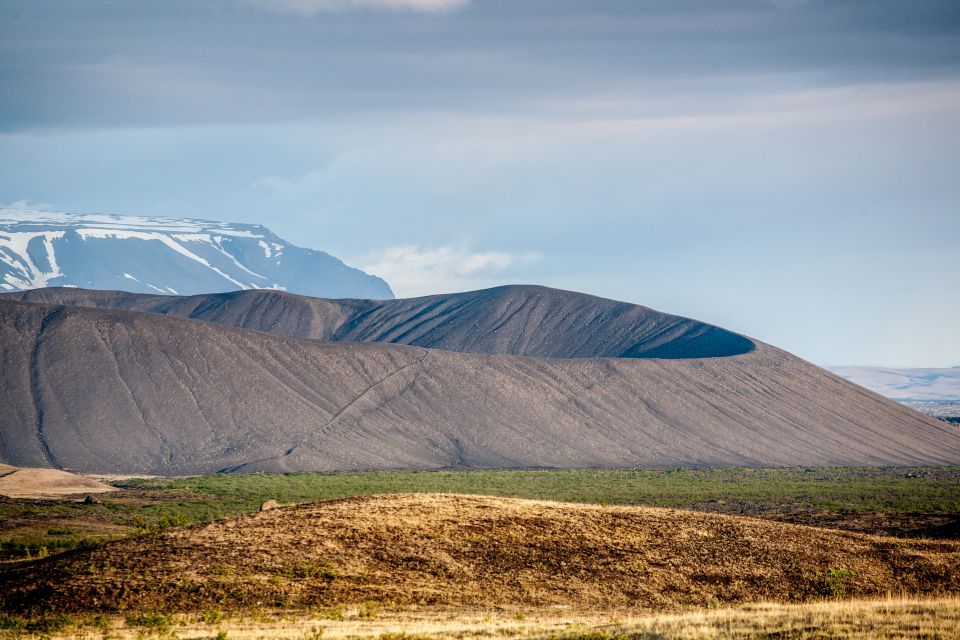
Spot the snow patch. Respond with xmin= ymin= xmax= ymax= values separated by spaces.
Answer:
xmin=77 ymin=228 xmax=249 ymax=289
xmin=211 ymin=237 xmax=267 ymax=281
xmin=172 ymin=233 xmax=213 ymax=243
xmin=0 ymin=230 xmax=65 ymax=288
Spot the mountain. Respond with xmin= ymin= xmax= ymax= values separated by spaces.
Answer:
xmin=3 ymin=285 xmax=755 ymax=359
xmin=2 ymin=287 xmax=958 ymax=474
xmin=0 ymin=208 xmax=393 ymax=299
xmin=829 ymin=366 xmax=960 ymax=402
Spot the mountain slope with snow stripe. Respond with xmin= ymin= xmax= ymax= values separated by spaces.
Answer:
xmin=0 ymin=209 xmax=393 ymax=299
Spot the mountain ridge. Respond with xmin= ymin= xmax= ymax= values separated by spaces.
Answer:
xmin=2 ymin=284 xmax=754 ymax=359
xmin=0 ymin=209 xmax=392 ymax=299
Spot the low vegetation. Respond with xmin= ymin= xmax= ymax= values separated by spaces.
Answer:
xmin=133 ymin=466 xmax=960 ymax=515
xmin=2 ymin=494 xmax=958 ymax=616
xmin=2 ymin=466 xmax=957 ymax=562
xmin=1 ymin=469 xmax=958 ymax=638
xmin=0 ymin=597 xmax=957 ymax=639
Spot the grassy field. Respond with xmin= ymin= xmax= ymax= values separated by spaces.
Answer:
xmin=1 ymin=470 xmax=959 ymax=639
xmin=1 ymin=466 xmax=958 ymax=561
xmin=0 ymin=597 xmax=957 ymax=639
xmin=137 ymin=466 xmax=960 ymax=513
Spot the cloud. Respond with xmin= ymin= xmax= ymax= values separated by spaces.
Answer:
xmin=355 ymin=243 xmax=538 ymax=298
xmin=766 ymin=0 xmax=808 ymax=9
xmin=237 ymin=0 xmax=468 ymax=15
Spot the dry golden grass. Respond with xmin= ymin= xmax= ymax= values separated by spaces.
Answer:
xmin=0 ymin=466 xmax=115 ymax=500
xmin=6 ymin=597 xmax=960 ymax=639
xmin=2 ymin=494 xmax=958 ymax=616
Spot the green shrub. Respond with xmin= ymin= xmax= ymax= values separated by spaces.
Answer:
xmin=46 ymin=527 xmax=75 ymax=536
xmin=358 ymin=600 xmax=379 ymax=619
xmin=822 ymin=568 xmax=856 ymax=597
xmin=25 ymin=613 xmax=74 ymax=633
xmin=317 ymin=605 xmax=343 ymax=620
xmin=156 ymin=513 xmax=191 ymax=529
xmin=0 ymin=614 xmax=25 ymax=630
xmin=278 ymin=560 xmax=338 ymax=580
xmin=200 ymin=608 xmax=223 ymax=624
xmin=125 ymin=612 xmax=173 ymax=631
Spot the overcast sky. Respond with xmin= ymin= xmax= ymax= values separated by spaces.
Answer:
xmin=1 ymin=0 xmax=958 ymax=366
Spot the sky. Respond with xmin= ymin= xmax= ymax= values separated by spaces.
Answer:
xmin=1 ymin=0 xmax=958 ymax=367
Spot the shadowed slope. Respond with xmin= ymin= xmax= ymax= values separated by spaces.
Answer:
xmin=1 ymin=299 xmax=957 ymax=474
xmin=3 ymin=285 xmax=755 ymax=359
xmin=2 ymin=494 xmax=958 ymax=614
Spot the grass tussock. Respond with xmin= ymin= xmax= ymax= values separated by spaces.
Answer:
xmin=0 ymin=597 xmax=956 ymax=639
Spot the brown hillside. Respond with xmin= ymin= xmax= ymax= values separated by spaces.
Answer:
xmin=3 ymin=494 xmax=958 ymax=615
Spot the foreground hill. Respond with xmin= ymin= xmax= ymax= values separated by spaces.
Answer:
xmin=0 ymin=209 xmax=392 ymax=299
xmin=2 ymin=494 xmax=958 ymax=614
xmin=4 ymin=284 xmax=754 ymax=359
xmin=1 ymin=297 xmax=958 ymax=473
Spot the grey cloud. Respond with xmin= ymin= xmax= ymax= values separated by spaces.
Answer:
xmin=1 ymin=0 xmax=959 ymax=130
xmin=238 ymin=0 xmax=468 ymax=15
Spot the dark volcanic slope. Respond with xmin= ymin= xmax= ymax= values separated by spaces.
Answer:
xmin=2 ymin=299 xmax=958 ymax=474
xmin=3 ymin=285 xmax=754 ymax=359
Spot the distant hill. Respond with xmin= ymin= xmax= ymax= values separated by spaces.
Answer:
xmin=2 ymin=287 xmax=957 ymax=474
xmin=4 ymin=284 xmax=755 ymax=359
xmin=0 ymin=209 xmax=392 ymax=299
xmin=828 ymin=366 xmax=960 ymax=402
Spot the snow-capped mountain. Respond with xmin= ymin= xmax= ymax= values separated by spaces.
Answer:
xmin=0 ymin=209 xmax=393 ymax=299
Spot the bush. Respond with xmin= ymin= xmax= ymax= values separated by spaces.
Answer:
xmin=157 ymin=513 xmax=191 ymax=529
xmin=0 ymin=614 xmax=25 ymax=630
xmin=358 ymin=600 xmax=379 ymax=619
xmin=47 ymin=527 xmax=75 ymax=536
xmin=25 ymin=614 xmax=74 ymax=633
xmin=200 ymin=608 xmax=223 ymax=624
xmin=125 ymin=612 xmax=173 ymax=631
xmin=822 ymin=568 xmax=856 ymax=597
